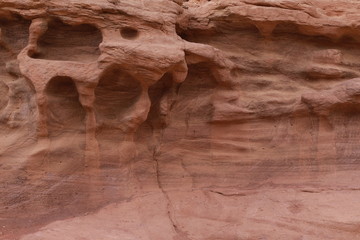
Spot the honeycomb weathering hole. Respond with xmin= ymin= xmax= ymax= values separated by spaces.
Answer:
xmin=120 ymin=27 xmax=139 ymax=40
xmin=34 ymin=19 xmax=102 ymax=62
xmin=45 ymin=76 xmax=85 ymax=136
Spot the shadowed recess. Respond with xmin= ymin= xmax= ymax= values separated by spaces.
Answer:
xmin=145 ymin=72 xmax=173 ymax=129
xmin=33 ymin=18 xmax=102 ymax=62
xmin=45 ymin=76 xmax=85 ymax=137
xmin=137 ymin=63 xmax=218 ymax=144
xmin=120 ymin=27 xmax=139 ymax=40
xmin=0 ymin=15 xmax=30 ymax=64
xmin=94 ymin=66 xmax=142 ymax=167
xmin=0 ymin=80 xmax=9 ymax=112
xmin=185 ymin=63 xmax=218 ymax=89
xmin=95 ymin=66 xmax=142 ymax=127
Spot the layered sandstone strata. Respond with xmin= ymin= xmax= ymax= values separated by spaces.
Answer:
xmin=0 ymin=0 xmax=360 ymax=239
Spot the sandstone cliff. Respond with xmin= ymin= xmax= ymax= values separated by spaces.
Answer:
xmin=0 ymin=0 xmax=360 ymax=239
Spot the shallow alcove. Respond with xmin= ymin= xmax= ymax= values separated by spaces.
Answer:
xmin=0 ymin=14 xmax=30 ymax=54
xmin=179 ymin=63 xmax=218 ymax=96
xmin=94 ymin=66 xmax=142 ymax=167
xmin=169 ymin=62 xmax=218 ymax=129
xmin=272 ymin=22 xmax=299 ymax=35
xmin=144 ymin=72 xmax=173 ymax=129
xmin=135 ymin=72 xmax=174 ymax=145
xmin=33 ymin=19 xmax=102 ymax=62
xmin=0 ymin=13 xmax=30 ymax=87
xmin=95 ymin=66 xmax=142 ymax=126
xmin=45 ymin=76 xmax=85 ymax=137
xmin=120 ymin=27 xmax=139 ymax=40
xmin=137 ymin=63 xmax=218 ymax=144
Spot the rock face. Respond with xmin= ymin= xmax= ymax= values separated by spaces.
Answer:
xmin=0 ymin=0 xmax=360 ymax=239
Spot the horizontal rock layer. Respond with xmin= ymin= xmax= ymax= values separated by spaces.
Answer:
xmin=0 ymin=0 xmax=359 ymax=239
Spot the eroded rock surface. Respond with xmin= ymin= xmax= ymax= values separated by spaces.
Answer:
xmin=0 ymin=0 xmax=360 ymax=239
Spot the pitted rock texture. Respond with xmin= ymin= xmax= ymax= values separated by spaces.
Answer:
xmin=0 ymin=0 xmax=360 ymax=239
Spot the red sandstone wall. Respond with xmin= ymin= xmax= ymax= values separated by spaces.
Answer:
xmin=0 ymin=1 xmax=360 ymax=239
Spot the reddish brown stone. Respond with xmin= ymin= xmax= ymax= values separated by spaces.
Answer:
xmin=0 ymin=1 xmax=359 ymax=239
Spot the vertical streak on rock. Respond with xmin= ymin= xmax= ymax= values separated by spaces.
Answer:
xmin=35 ymin=91 xmax=49 ymax=138
xmin=78 ymin=84 xmax=100 ymax=168
xmin=150 ymin=68 xmax=193 ymax=239
xmin=152 ymin=136 xmax=191 ymax=240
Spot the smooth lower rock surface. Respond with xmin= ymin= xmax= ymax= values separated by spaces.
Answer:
xmin=0 ymin=0 xmax=360 ymax=239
